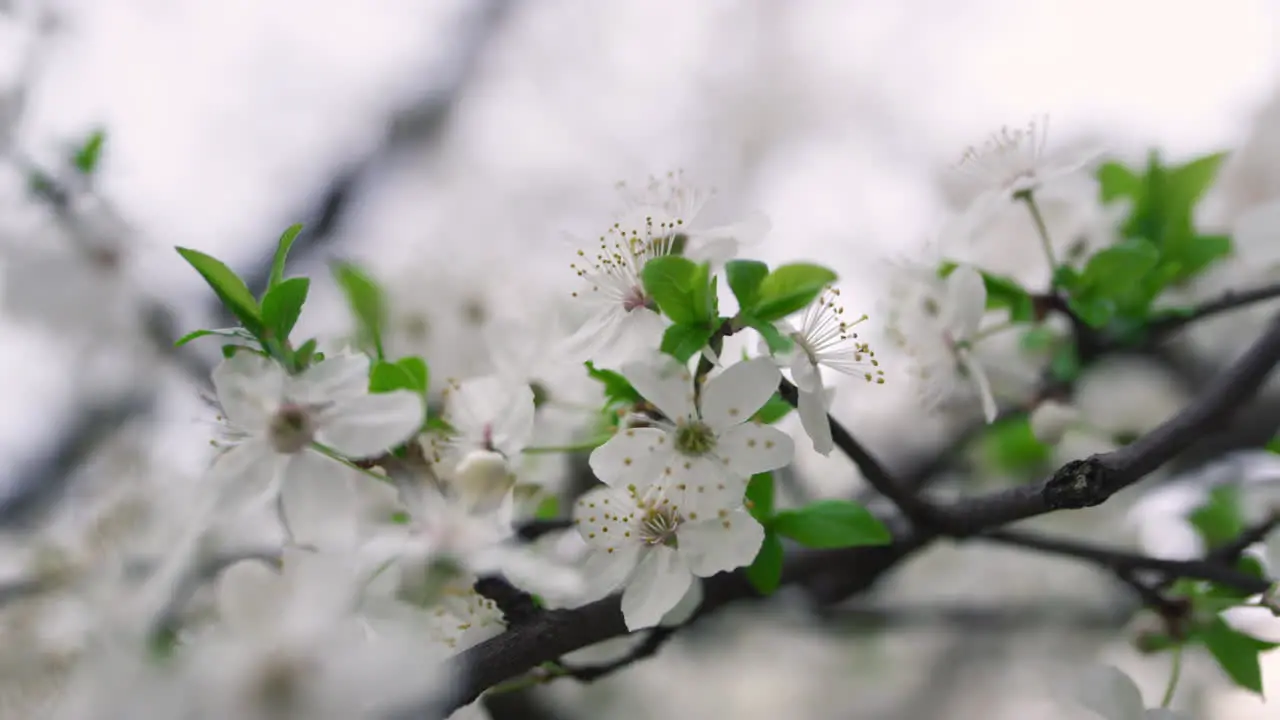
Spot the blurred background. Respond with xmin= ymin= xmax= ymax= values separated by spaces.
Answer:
xmin=2 ymin=0 xmax=1280 ymax=718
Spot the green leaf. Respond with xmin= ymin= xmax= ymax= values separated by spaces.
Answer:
xmin=772 ymin=500 xmax=891 ymax=549
xmin=641 ymin=256 xmax=705 ymax=325
xmin=369 ymin=361 xmax=417 ymax=394
xmin=1066 ymin=295 xmax=1116 ymax=328
xmin=73 ymin=129 xmax=106 ymax=175
xmin=173 ymin=327 xmax=257 ymax=348
xmin=267 ymin=224 xmax=304 ymax=290
xmin=726 ymin=260 xmax=769 ymax=312
xmin=1019 ymin=326 xmax=1056 ymax=352
xmin=585 ymin=361 xmax=643 ymax=406
xmin=1200 ymin=616 xmax=1266 ymax=695
xmin=534 ymin=495 xmax=560 ymax=521
xmin=753 ymin=263 xmax=838 ymax=322
xmin=745 ymin=531 xmax=784 ymax=595
xmin=1167 ymin=234 xmax=1233 ymax=282
xmin=332 ymin=262 xmax=386 ymax=359
xmin=293 ymin=338 xmax=319 ymax=369
xmin=1267 ymin=436 xmax=1280 ymax=455
xmin=175 ymin=247 xmax=264 ymax=336
xmin=660 ymin=323 xmax=714 ymax=363
xmin=1188 ymin=485 xmax=1245 ymax=548
xmin=746 ymin=316 xmax=794 ymax=354
xmin=1078 ymin=238 xmax=1160 ymax=294
xmin=395 ymin=356 xmax=429 ymax=394
xmin=745 ymin=472 xmax=774 ymax=521
xmin=753 ymin=394 xmax=793 ymax=424
xmin=260 ymin=277 xmax=309 ymax=342
xmin=1097 ymin=161 xmax=1142 ymax=203
xmin=1049 ymin=341 xmax=1081 ymax=383
xmin=1168 ymin=152 xmax=1227 ymax=211
xmin=981 ymin=415 xmax=1051 ymax=474
xmin=690 ymin=264 xmax=716 ymax=322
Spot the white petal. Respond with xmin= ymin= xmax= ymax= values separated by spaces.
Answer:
xmin=715 ymin=423 xmax=794 ymax=477
xmin=620 ymin=545 xmax=693 ymax=631
xmin=959 ymin=351 xmax=999 ymax=423
xmin=292 ymin=352 xmax=371 ymax=404
xmin=279 ymin=451 xmax=359 ymax=549
xmin=559 ymin=304 xmax=626 ymax=362
xmin=944 ymin=264 xmax=987 ymax=339
xmin=317 ymin=390 xmax=424 ymax=458
xmin=212 ymin=352 xmax=284 ymax=431
xmin=575 ymin=544 xmax=643 ymax=604
xmin=587 ymin=428 xmax=667 ymax=490
xmin=216 ymin=557 xmax=285 ymax=635
xmin=654 ymin=455 xmax=748 ymax=518
xmin=659 ymin=578 xmax=703 ymax=627
xmin=789 ymin=351 xmax=821 ymax=393
xmin=490 ymin=384 xmax=535 ymax=456
xmin=678 ymin=510 xmax=764 ymax=577
xmin=447 ymin=376 xmax=528 ymax=449
xmin=1073 ymin=665 xmax=1147 ymax=720
xmin=622 ymin=352 xmax=697 ymax=422
xmin=281 ymin=548 xmax=361 ymax=628
xmin=573 ymin=485 xmax=641 ymax=551
xmin=700 ymin=357 xmax=780 ymax=432
xmin=797 ymin=386 xmax=834 ymax=456
xmin=210 ymin=441 xmax=287 ymax=512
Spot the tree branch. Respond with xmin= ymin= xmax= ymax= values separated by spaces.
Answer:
xmin=553 ymin=625 xmax=678 ymax=682
xmin=1147 ymin=282 xmax=1280 ymax=341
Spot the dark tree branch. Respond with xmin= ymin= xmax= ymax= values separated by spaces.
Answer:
xmin=515 ymin=518 xmax=573 ymax=542
xmin=1147 ymin=282 xmax=1280 ymax=341
xmin=934 ymin=310 xmax=1280 ymax=532
xmin=554 ymin=625 xmax=678 ymax=682
xmin=980 ymin=529 xmax=1272 ymax=595
xmin=475 ymin=576 xmax=543 ymax=627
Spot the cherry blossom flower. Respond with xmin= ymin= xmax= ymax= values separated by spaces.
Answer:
xmin=573 ymin=483 xmax=763 ymax=630
xmin=761 ymin=287 xmax=885 ymax=455
xmin=1070 ymin=665 xmax=1187 ymax=720
xmin=208 ymin=351 xmax=424 ymax=513
xmin=883 ymin=259 xmax=998 ymax=422
xmin=588 ymin=354 xmax=794 ymax=517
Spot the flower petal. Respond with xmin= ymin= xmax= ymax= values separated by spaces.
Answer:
xmin=700 ymin=358 xmax=780 ymax=432
xmin=212 ymin=352 xmax=284 ymax=431
xmin=659 ymin=578 xmax=703 ymax=627
xmin=678 ymin=510 xmax=764 ymax=577
xmin=559 ymin=303 xmax=626 ymax=362
xmin=622 ymin=352 xmax=696 ymax=422
xmin=292 ymin=352 xmax=371 ymax=404
xmin=317 ymin=390 xmax=424 ymax=458
xmin=715 ymin=422 xmax=794 ymax=477
xmin=944 ymin=264 xmax=987 ymax=339
xmin=490 ymin=384 xmax=535 ymax=457
xmin=216 ymin=557 xmax=285 ymax=635
xmin=797 ymin=386 xmax=834 ymax=456
xmin=959 ymin=350 xmax=999 ymax=423
xmin=279 ymin=451 xmax=358 ymax=549
xmin=573 ymin=485 xmax=640 ymax=550
xmin=654 ymin=455 xmax=749 ymax=518
xmin=620 ymin=545 xmax=693 ymax=631
xmin=210 ymin=440 xmax=287 ymax=513
xmin=789 ymin=351 xmax=821 ymax=393
xmin=576 ymin=544 xmax=643 ymax=604
xmin=1072 ymin=665 xmax=1146 ymax=720
xmin=587 ymin=428 xmax=667 ymax=490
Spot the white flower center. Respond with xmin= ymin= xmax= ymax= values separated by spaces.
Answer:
xmin=268 ymin=403 xmax=317 ymax=454
xmin=637 ymin=502 xmax=682 ymax=547
xmin=673 ymin=420 xmax=716 ymax=456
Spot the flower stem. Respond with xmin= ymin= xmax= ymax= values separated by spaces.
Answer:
xmin=1161 ymin=645 xmax=1183 ymax=709
xmin=524 ymin=438 xmax=611 ymax=454
xmin=1016 ymin=189 xmax=1058 ymax=273
xmin=967 ymin=320 xmax=1017 ymax=345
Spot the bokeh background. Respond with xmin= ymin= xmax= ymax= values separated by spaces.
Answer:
xmin=2 ymin=1 xmax=1280 ymax=718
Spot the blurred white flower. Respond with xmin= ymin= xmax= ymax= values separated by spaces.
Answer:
xmin=761 ymin=287 xmax=884 ymax=455
xmin=1029 ymin=399 xmax=1081 ymax=445
xmin=208 ymin=351 xmax=424 ymax=514
xmin=588 ymin=353 xmax=794 ymax=516
xmin=612 ymin=170 xmax=769 ymax=266
xmin=1070 ymin=664 xmax=1187 ymax=720
xmin=884 ymin=260 xmax=998 ymax=422
xmin=572 ymin=483 xmax=762 ymax=630
xmin=426 ymin=374 xmax=534 ymax=510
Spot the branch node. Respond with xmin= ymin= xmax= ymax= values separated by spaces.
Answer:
xmin=474 ymin=577 xmax=543 ymax=627
xmin=1043 ymin=458 xmax=1110 ymax=509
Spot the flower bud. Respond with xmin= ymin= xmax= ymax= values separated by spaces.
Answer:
xmin=454 ymin=450 xmax=515 ymax=513
xmin=1029 ymin=399 xmax=1080 ymax=445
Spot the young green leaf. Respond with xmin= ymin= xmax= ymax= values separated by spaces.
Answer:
xmin=293 ymin=338 xmax=319 ymax=369
xmin=641 ymin=256 xmax=705 ymax=325
xmin=260 ymin=277 xmax=310 ymax=342
xmin=753 ymin=394 xmax=793 ymax=424
xmin=660 ymin=323 xmax=714 ymax=363
xmin=753 ymin=263 xmax=838 ymax=322
xmin=745 ymin=472 xmax=774 ymax=522
xmin=332 ymin=262 xmax=386 ymax=359
xmin=1167 ymin=152 xmax=1227 ymax=211
xmin=1078 ymin=238 xmax=1160 ymax=294
xmin=1049 ymin=341 xmax=1081 ymax=383
xmin=175 ymin=247 xmax=264 ymax=336
xmin=534 ymin=494 xmax=560 ymax=520
xmin=267 ymin=224 xmax=304 ymax=290
xmin=745 ymin=316 xmax=794 ymax=354
xmin=745 ymin=531 xmax=784 ymax=595
xmin=585 ymin=361 xmax=643 ymax=405
xmin=73 ymin=129 xmax=106 ymax=175
xmin=772 ymin=500 xmax=891 ymax=549
xmin=369 ymin=361 xmax=417 ymax=394
xmin=395 ymin=356 xmax=429 ymax=394
xmin=1096 ymin=161 xmax=1142 ymax=203
xmin=726 ymin=259 xmax=769 ymax=312
xmin=1199 ymin=616 xmax=1266 ymax=695
xmin=173 ymin=327 xmax=258 ymax=348
xmin=981 ymin=415 xmax=1051 ymax=474
xmin=1188 ymin=485 xmax=1245 ymax=548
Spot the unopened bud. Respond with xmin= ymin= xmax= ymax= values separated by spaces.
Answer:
xmin=455 ymin=450 xmax=515 ymax=513
xmin=1029 ymin=400 xmax=1080 ymax=445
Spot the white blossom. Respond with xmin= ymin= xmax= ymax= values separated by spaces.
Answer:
xmin=572 ymin=483 xmax=763 ymax=630
xmin=883 ymin=259 xmax=998 ymax=422
xmin=1028 ymin=399 xmax=1080 ymax=445
xmin=1070 ymin=664 xmax=1187 ymax=720
xmin=208 ymin=351 xmax=424 ymax=514
xmin=588 ymin=353 xmax=794 ymax=517
xmin=762 ymin=287 xmax=885 ymax=455
xmin=611 ymin=170 xmax=769 ymax=265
